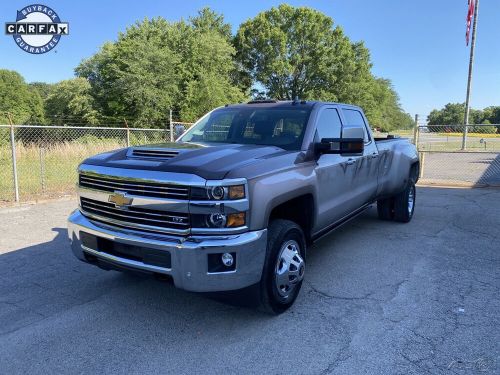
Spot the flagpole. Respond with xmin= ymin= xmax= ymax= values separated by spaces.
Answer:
xmin=462 ymin=0 xmax=479 ymax=150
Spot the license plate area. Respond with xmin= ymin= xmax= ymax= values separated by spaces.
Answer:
xmin=80 ymin=231 xmax=171 ymax=269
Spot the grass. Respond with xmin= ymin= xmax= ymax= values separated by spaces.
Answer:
xmin=417 ymin=141 xmax=500 ymax=152
xmin=0 ymin=140 xmax=125 ymax=203
xmin=436 ymin=132 xmax=500 ymax=139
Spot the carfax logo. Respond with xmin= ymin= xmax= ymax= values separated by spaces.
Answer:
xmin=4 ymin=4 xmax=69 ymax=54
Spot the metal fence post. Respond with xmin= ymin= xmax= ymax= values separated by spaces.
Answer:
xmin=418 ymin=151 xmax=425 ymax=180
xmin=169 ymin=109 xmax=174 ymax=142
xmin=9 ymin=123 xmax=20 ymax=202
xmin=39 ymin=147 xmax=46 ymax=193
xmin=124 ymin=119 xmax=130 ymax=147
xmin=413 ymin=114 xmax=419 ymax=147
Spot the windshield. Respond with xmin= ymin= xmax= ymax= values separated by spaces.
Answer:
xmin=179 ymin=107 xmax=312 ymax=150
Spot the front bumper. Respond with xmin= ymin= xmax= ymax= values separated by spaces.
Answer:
xmin=67 ymin=210 xmax=267 ymax=292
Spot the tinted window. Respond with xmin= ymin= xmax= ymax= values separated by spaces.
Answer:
xmin=316 ymin=108 xmax=342 ymax=140
xmin=342 ymin=109 xmax=370 ymax=143
xmin=180 ymin=107 xmax=312 ymax=151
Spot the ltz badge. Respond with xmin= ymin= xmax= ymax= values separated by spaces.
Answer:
xmin=5 ymin=4 xmax=69 ymax=54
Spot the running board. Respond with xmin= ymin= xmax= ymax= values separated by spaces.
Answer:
xmin=311 ymin=203 xmax=372 ymax=243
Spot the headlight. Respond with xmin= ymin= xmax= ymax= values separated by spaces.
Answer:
xmin=191 ymin=184 xmax=246 ymax=200
xmin=210 ymin=186 xmax=225 ymax=200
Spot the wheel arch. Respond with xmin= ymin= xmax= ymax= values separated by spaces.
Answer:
xmin=267 ymin=193 xmax=315 ymax=244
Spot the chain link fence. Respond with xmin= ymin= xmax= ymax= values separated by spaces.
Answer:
xmin=0 ymin=123 xmax=193 ymax=204
xmin=1 ymin=122 xmax=499 ymax=205
xmin=415 ymin=124 xmax=500 ymax=186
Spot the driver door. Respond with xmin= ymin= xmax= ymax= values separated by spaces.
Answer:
xmin=313 ymin=107 xmax=355 ymax=232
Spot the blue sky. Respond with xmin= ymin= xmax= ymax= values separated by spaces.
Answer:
xmin=1 ymin=0 xmax=499 ymax=119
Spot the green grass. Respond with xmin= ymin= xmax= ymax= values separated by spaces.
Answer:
xmin=436 ymin=132 xmax=500 ymax=139
xmin=417 ymin=140 xmax=500 ymax=152
xmin=0 ymin=141 xmax=125 ymax=203
xmin=0 ymin=129 xmax=170 ymax=204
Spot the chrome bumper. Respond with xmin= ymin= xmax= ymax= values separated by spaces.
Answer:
xmin=67 ymin=210 xmax=267 ymax=292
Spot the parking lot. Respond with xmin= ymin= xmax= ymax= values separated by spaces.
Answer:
xmin=0 ymin=187 xmax=498 ymax=374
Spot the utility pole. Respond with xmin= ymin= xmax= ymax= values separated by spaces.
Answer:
xmin=462 ymin=0 xmax=479 ymax=150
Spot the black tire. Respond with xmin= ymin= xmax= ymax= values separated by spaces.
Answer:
xmin=393 ymin=179 xmax=416 ymax=223
xmin=260 ymin=219 xmax=306 ymax=314
xmin=377 ymin=198 xmax=394 ymax=220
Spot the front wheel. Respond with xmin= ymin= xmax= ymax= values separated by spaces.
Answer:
xmin=260 ymin=219 xmax=306 ymax=314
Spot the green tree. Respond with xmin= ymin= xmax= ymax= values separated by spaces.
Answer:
xmin=44 ymin=78 xmax=100 ymax=125
xmin=426 ymin=103 xmax=494 ymax=132
xmin=482 ymin=106 xmax=500 ymax=124
xmin=234 ymin=4 xmax=409 ymax=131
xmin=362 ymin=78 xmax=413 ymax=131
xmin=29 ymin=82 xmax=54 ymax=100
xmin=427 ymin=103 xmax=465 ymax=127
xmin=0 ymin=69 xmax=44 ymax=124
xmin=481 ymin=106 xmax=500 ymax=133
xmin=77 ymin=11 xmax=246 ymax=127
xmin=190 ymin=7 xmax=232 ymax=41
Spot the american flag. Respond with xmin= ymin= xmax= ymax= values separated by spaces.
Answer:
xmin=466 ymin=0 xmax=475 ymax=46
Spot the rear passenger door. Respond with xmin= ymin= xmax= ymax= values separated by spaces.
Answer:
xmin=340 ymin=108 xmax=379 ymax=209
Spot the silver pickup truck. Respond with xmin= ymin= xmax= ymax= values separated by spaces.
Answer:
xmin=68 ymin=100 xmax=419 ymax=313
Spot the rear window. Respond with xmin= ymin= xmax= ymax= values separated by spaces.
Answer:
xmin=342 ymin=109 xmax=371 ymax=143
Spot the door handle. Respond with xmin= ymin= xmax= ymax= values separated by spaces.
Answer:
xmin=346 ymin=158 xmax=356 ymax=165
xmin=371 ymin=153 xmax=378 ymax=159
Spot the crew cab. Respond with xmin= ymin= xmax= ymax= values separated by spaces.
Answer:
xmin=68 ymin=100 xmax=419 ymax=313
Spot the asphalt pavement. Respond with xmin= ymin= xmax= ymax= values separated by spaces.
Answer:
xmin=0 ymin=187 xmax=499 ymax=374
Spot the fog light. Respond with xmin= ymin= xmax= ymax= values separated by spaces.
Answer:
xmin=208 ymin=213 xmax=227 ymax=228
xmin=221 ymin=253 xmax=234 ymax=267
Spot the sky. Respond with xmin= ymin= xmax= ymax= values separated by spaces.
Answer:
xmin=1 ymin=0 xmax=499 ymax=120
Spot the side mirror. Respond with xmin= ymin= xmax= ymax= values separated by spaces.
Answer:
xmin=315 ymin=125 xmax=365 ymax=157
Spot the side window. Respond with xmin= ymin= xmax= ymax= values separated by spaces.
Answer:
xmin=342 ymin=109 xmax=371 ymax=143
xmin=316 ymin=108 xmax=342 ymax=140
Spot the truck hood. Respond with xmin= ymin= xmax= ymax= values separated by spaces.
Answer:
xmin=81 ymin=142 xmax=296 ymax=180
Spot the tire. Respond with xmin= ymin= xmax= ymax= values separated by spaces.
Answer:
xmin=259 ymin=219 xmax=306 ymax=314
xmin=377 ymin=198 xmax=394 ymax=220
xmin=393 ymin=179 xmax=416 ymax=223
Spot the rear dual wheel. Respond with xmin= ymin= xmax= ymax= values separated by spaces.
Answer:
xmin=377 ymin=179 xmax=416 ymax=223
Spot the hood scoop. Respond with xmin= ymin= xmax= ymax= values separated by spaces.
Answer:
xmin=130 ymin=148 xmax=179 ymax=160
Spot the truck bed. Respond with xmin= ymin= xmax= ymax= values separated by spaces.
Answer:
xmin=373 ymin=135 xmax=402 ymax=142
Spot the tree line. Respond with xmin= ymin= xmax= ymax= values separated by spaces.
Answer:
xmin=427 ymin=103 xmax=500 ymax=133
xmin=1 ymin=5 xmax=415 ymax=131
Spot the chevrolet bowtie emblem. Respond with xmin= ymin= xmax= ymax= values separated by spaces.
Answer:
xmin=108 ymin=192 xmax=133 ymax=208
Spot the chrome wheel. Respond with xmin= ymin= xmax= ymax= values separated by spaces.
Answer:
xmin=408 ymin=184 xmax=415 ymax=215
xmin=275 ymin=240 xmax=305 ymax=299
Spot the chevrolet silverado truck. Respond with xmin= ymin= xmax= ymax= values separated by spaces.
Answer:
xmin=68 ymin=100 xmax=419 ymax=313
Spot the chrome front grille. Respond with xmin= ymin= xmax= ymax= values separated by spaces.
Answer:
xmin=80 ymin=197 xmax=190 ymax=234
xmin=79 ymin=174 xmax=190 ymax=199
